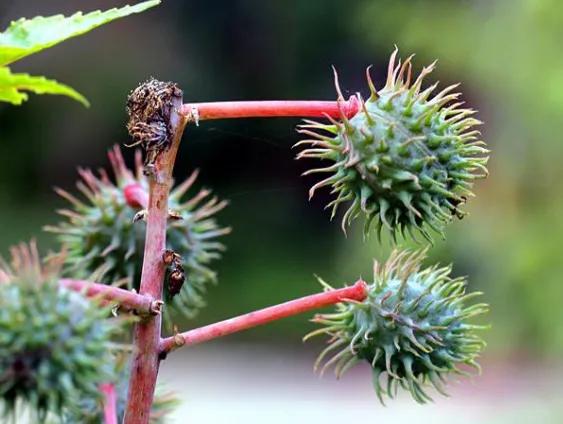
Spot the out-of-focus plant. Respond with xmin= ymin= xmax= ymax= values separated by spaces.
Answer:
xmin=0 ymin=1 xmax=491 ymax=422
xmin=45 ymin=146 xmax=230 ymax=326
xmin=0 ymin=0 xmax=159 ymax=106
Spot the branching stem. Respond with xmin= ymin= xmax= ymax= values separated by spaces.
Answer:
xmin=121 ymin=89 xmax=366 ymax=421
xmin=100 ymin=383 xmax=118 ymax=424
xmin=180 ymin=97 xmax=359 ymax=122
xmin=159 ymin=280 xmax=367 ymax=354
xmin=123 ymin=94 xmax=187 ymax=424
xmin=59 ymin=278 xmax=156 ymax=315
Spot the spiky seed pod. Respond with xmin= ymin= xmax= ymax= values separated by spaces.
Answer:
xmin=0 ymin=243 xmax=123 ymax=421
xmin=45 ymin=146 xmax=230 ymax=324
xmin=305 ymin=249 xmax=488 ymax=404
xmin=126 ymin=78 xmax=183 ymax=169
xmin=295 ymin=49 xmax=489 ymax=241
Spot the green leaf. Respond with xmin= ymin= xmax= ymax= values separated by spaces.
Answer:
xmin=0 ymin=66 xmax=89 ymax=106
xmin=0 ymin=0 xmax=160 ymax=66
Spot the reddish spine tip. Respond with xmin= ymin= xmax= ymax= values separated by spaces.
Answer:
xmin=124 ymin=183 xmax=149 ymax=209
xmin=346 ymin=95 xmax=361 ymax=118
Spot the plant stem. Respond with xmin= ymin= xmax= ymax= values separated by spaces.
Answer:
xmin=59 ymin=278 xmax=158 ymax=315
xmin=123 ymin=96 xmax=187 ymax=424
xmin=159 ymin=279 xmax=367 ymax=354
xmin=100 ymin=383 xmax=118 ymax=424
xmin=180 ymin=97 xmax=359 ymax=121
xmin=121 ymin=90 xmax=359 ymax=421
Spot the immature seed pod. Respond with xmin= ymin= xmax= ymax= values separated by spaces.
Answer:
xmin=0 ymin=243 xmax=122 ymax=421
xmin=305 ymin=249 xmax=488 ymax=404
xmin=45 ymin=146 xmax=230 ymax=323
xmin=296 ymin=49 xmax=489 ymax=241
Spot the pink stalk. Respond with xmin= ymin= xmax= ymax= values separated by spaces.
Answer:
xmin=121 ymin=91 xmax=366 ymax=421
xmin=180 ymin=96 xmax=360 ymax=121
xmin=159 ymin=279 xmax=367 ymax=354
xmin=124 ymin=182 xmax=149 ymax=209
xmin=100 ymin=383 xmax=118 ymax=424
xmin=59 ymin=278 xmax=158 ymax=315
xmin=123 ymin=95 xmax=188 ymax=424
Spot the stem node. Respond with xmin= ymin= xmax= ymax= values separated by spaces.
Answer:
xmin=150 ymin=300 xmax=164 ymax=315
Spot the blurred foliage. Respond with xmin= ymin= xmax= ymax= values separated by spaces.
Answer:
xmin=0 ymin=0 xmax=158 ymax=106
xmin=0 ymin=67 xmax=87 ymax=106
xmin=0 ymin=0 xmax=561 ymax=360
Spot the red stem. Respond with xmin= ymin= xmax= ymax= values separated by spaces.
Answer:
xmin=180 ymin=96 xmax=359 ymax=121
xmin=121 ymin=93 xmax=364 ymax=420
xmin=124 ymin=177 xmax=167 ymax=423
xmin=159 ymin=279 xmax=367 ymax=354
xmin=59 ymin=278 xmax=157 ymax=315
xmin=100 ymin=383 xmax=118 ymax=424
xmin=124 ymin=182 xmax=149 ymax=209
xmin=123 ymin=97 xmax=187 ymax=423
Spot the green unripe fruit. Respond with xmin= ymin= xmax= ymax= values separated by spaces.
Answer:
xmin=296 ymin=49 xmax=489 ymax=241
xmin=305 ymin=249 xmax=488 ymax=404
xmin=0 ymin=243 xmax=122 ymax=421
xmin=46 ymin=146 xmax=230 ymax=324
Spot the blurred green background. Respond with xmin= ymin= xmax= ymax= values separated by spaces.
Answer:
xmin=1 ymin=1 xmax=562 ymax=422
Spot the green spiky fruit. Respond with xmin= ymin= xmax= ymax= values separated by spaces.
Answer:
xmin=46 ymin=146 xmax=230 ymax=324
xmin=305 ymin=249 xmax=488 ymax=404
xmin=296 ymin=49 xmax=489 ymax=241
xmin=0 ymin=243 xmax=122 ymax=421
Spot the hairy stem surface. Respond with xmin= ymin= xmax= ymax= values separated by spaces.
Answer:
xmin=160 ymin=280 xmax=367 ymax=354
